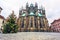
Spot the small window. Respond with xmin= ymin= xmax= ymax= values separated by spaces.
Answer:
xmin=2 ymin=20 xmax=4 ymax=24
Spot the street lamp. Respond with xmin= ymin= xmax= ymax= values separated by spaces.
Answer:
xmin=0 ymin=7 xmax=3 ymax=14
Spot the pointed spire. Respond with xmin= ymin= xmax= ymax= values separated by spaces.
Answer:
xmin=39 ymin=5 xmax=42 ymax=10
xmin=26 ymin=2 xmax=28 ymax=6
xmin=35 ymin=2 xmax=38 ymax=7
xmin=19 ymin=8 xmax=22 ymax=16
xmin=39 ymin=5 xmax=45 ymax=10
xmin=21 ymin=6 xmax=23 ymax=10
xmin=26 ymin=2 xmax=29 ymax=8
xmin=30 ymin=3 xmax=33 ymax=7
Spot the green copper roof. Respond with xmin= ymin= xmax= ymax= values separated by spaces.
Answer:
xmin=29 ymin=12 xmax=35 ymax=16
xmin=38 ymin=13 xmax=43 ymax=16
xmin=21 ymin=13 xmax=26 ymax=16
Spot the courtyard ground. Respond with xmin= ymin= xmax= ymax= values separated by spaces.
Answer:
xmin=0 ymin=32 xmax=60 ymax=40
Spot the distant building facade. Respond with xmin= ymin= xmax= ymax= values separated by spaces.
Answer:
xmin=17 ymin=3 xmax=49 ymax=32
xmin=0 ymin=7 xmax=5 ymax=32
xmin=0 ymin=15 xmax=5 ymax=29
xmin=51 ymin=19 xmax=60 ymax=32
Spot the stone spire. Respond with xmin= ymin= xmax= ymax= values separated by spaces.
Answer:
xmin=30 ymin=3 xmax=33 ymax=7
xmin=26 ymin=2 xmax=29 ymax=8
xmin=35 ymin=2 xmax=38 ymax=8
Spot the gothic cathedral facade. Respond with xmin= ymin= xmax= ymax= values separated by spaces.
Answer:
xmin=17 ymin=3 xmax=49 ymax=32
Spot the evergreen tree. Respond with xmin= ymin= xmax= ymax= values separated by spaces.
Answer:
xmin=3 ymin=11 xmax=18 ymax=33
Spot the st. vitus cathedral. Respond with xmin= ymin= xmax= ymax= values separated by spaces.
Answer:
xmin=17 ymin=3 xmax=49 ymax=32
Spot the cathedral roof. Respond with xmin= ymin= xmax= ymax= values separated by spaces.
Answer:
xmin=29 ymin=12 xmax=35 ymax=16
xmin=21 ymin=13 xmax=26 ymax=17
xmin=37 ymin=13 xmax=43 ymax=17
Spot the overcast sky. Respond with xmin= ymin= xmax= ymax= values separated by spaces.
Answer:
xmin=0 ymin=0 xmax=60 ymax=25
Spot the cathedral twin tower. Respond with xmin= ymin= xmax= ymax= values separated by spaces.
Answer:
xmin=17 ymin=3 xmax=49 ymax=32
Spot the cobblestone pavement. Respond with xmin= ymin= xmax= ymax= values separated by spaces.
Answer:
xmin=0 ymin=32 xmax=60 ymax=40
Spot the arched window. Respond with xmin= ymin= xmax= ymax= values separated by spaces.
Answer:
xmin=2 ymin=20 xmax=4 ymax=24
xmin=21 ymin=18 xmax=24 ymax=28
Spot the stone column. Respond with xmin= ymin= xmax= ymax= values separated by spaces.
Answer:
xmin=29 ymin=17 xmax=31 ymax=28
xmin=28 ymin=16 xmax=31 ymax=31
xmin=33 ymin=16 xmax=35 ymax=28
xmin=33 ymin=16 xmax=35 ymax=31
xmin=37 ymin=17 xmax=40 ymax=31
xmin=19 ymin=17 xmax=21 ymax=32
xmin=43 ymin=18 xmax=45 ymax=27
xmin=40 ymin=17 xmax=43 ymax=28
xmin=24 ymin=17 xmax=26 ymax=28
